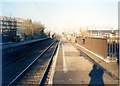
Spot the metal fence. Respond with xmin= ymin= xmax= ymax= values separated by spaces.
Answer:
xmin=107 ymin=38 xmax=119 ymax=61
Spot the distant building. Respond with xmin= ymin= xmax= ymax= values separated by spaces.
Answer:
xmin=15 ymin=18 xmax=25 ymax=41
xmin=0 ymin=16 xmax=17 ymax=42
xmin=0 ymin=16 xmax=25 ymax=42
xmin=88 ymin=30 xmax=118 ymax=38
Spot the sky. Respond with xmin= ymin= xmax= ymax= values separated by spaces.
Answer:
xmin=1 ymin=0 xmax=119 ymax=34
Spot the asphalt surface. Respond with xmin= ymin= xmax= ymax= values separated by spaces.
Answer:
xmin=53 ymin=36 xmax=118 ymax=85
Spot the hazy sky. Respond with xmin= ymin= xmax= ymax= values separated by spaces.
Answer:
xmin=1 ymin=0 xmax=119 ymax=34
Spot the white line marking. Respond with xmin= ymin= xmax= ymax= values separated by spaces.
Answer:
xmin=62 ymin=43 xmax=67 ymax=73
xmin=76 ymin=43 xmax=110 ymax=63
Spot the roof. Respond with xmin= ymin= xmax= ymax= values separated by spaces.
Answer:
xmin=88 ymin=30 xmax=118 ymax=33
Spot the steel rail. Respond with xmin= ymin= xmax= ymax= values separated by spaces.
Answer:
xmin=39 ymin=41 xmax=59 ymax=85
xmin=8 ymin=40 xmax=56 ymax=85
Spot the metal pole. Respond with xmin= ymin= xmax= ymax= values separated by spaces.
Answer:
xmin=32 ymin=27 xmax=33 ymax=38
xmin=112 ymin=39 xmax=113 ymax=59
xmin=114 ymin=38 xmax=116 ymax=58
xmin=108 ymin=39 xmax=111 ymax=58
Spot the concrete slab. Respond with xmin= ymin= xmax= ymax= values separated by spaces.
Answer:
xmin=53 ymin=36 xmax=118 ymax=85
xmin=75 ymin=43 xmax=119 ymax=80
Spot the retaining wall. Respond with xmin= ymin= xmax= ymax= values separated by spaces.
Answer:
xmin=76 ymin=37 xmax=107 ymax=58
xmin=2 ymin=38 xmax=50 ymax=55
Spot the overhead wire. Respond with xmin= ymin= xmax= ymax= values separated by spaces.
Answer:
xmin=33 ymin=0 xmax=49 ymax=22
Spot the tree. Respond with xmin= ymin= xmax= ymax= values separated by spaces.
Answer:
xmin=80 ymin=27 xmax=91 ymax=37
xmin=20 ymin=19 xmax=33 ymax=36
xmin=32 ymin=21 xmax=45 ymax=37
xmin=20 ymin=19 xmax=45 ymax=38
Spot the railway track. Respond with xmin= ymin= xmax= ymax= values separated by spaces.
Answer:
xmin=2 ymin=38 xmax=51 ymax=67
xmin=2 ymin=39 xmax=59 ymax=85
xmin=2 ymin=39 xmax=55 ymax=84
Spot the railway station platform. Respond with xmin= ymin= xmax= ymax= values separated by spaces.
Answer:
xmin=75 ymin=42 xmax=119 ymax=80
xmin=52 ymin=36 xmax=118 ymax=85
xmin=1 ymin=37 xmax=49 ymax=49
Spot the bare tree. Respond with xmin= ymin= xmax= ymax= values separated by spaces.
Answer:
xmin=20 ymin=19 xmax=45 ymax=38
xmin=80 ymin=27 xmax=91 ymax=37
xmin=32 ymin=21 xmax=45 ymax=37
xmin=20 ymin=19 xmax=33 ymax=36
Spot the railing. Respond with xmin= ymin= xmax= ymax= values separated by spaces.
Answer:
xmin=107 ymin=38 xmax=119 ymax=60
xmin=74 ymin=36 xmax=119 ymax=63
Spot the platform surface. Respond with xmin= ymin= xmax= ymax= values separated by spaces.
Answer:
xmin=53 ymin=36 xmax=118 ymax=85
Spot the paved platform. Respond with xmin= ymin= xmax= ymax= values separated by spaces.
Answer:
xmin=75 ymin=42 xmax=119 ymax=80
xmin=1 ymin=37 xmax=49 ymax=49
xmin=53 ymin=36 xmax=118 ymax=85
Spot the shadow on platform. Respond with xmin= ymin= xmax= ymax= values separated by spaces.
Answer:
xmin=89 ymin=64 xmax=104 ymax=86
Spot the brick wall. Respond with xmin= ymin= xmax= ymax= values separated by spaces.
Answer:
xmin=76 ymin=37 xmax=107 ymax=58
